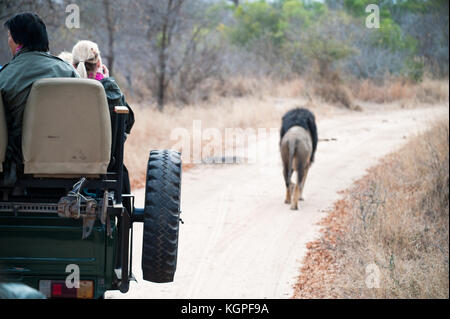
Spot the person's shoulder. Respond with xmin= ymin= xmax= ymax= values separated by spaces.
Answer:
xmin=47 ymin=53 xmax=71 ymax=66
xmin=46 ymin=52 xmax=79 ymax=76
xmin=17 ymin=50 xmax=66 ymax=66
xmin=101 ymin=76 xmax=120 ymax=88
xmin=0 ymin=63 xmax=10 ymax=74
xmin=50 ymin=54 xmax=73 ymax=68
xmin=0 ymin=62 xmax=13 ymax=83
xmin=101 ymin=77 xmax=123 ymax=99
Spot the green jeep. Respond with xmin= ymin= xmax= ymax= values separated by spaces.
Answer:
xmin=0 ymin=78 xmax=182 ymax=298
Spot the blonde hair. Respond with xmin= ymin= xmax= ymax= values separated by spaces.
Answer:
xmin=58 ymin=51 xmax=73 ymax=64
xmin=72 ymin=40 xmax=102 ymax=78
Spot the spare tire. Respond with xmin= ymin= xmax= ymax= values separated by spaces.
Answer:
xmin=142 ymin=150 xmax=182 ymax=283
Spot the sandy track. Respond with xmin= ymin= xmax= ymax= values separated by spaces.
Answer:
xmin=107 ymin=105 xmax=448 ymax=299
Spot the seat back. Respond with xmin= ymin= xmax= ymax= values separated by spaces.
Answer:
xmin=22 ymin=78 xmax=111 ymax=176
xmin=0 ymin=96 xmax=7 ymax=172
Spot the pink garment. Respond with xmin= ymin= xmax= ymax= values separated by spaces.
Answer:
xmin=94 ymin=72 xmax=104 ymax=81
xmin=88 ymin=72 xmax=104 ymax=81
xmin=15 ymin=45 xmax=23 ymax=53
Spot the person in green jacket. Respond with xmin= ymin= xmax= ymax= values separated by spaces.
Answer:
xmin=0 ymin=13 xmax=79 ymax=186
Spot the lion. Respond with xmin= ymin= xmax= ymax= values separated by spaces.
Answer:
xmin=280 ymin=108 xmax=318 ymax=210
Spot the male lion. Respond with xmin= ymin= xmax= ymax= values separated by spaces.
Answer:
xmin=280 ymin=108 xmax=318 ymax=210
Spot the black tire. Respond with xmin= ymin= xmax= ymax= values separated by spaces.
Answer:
xmin=142 ymin=150 xmax=182 ymax=283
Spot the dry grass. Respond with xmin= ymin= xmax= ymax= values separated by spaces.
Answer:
xmin=217 ymin=76 xmax=449 ymax=108
xmin=293 ymin=120 xmax=449 ymax=299
xmin=351 ymin=79 xmax=413 ymax=103
xmin=127 ymin=72 xmax=448 ymax=108
xmin=301 ymin=71 xmax=360 ymax=111
xmin=350 ymin=78 xmax=449 ymax=104
xmin=128 ymin=76 xmax=306 ymax=106
xmin=414 ymin=79 xmax=450 ymax=104
xmin=200 ymin=76 xmax=306 ymax=102
xmin=314 ymin=81 xmax=360 ymax=110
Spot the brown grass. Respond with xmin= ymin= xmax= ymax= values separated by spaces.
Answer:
xmin=127 ymin=75 xmax=306 ymax=106
xmin=352 ymin=79 xmax=413 ymax=103
xmin=293 ymin=120 xmax=449 ymax=299
xmin=414 ymin=79 xmax=450 ymax=104
xmin=314 ymin=81 xmax=358 ymax=110
xmin=350 ymin=78 xmax=449 ymax=104
xmin=199 ymin=76 xmax=306 ymax=102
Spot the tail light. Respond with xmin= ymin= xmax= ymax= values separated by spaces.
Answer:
xmin=39 ymin=280 xmax=94 ymax=299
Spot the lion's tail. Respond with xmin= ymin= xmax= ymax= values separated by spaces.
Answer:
xmin=287 ymin=138 xmax=297 ymax=180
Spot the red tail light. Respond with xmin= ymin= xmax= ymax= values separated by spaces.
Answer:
xmin=51 ymin=283 xmax=63 ymax=297
xmin=39 ymin=280 xmax=94 ymax=299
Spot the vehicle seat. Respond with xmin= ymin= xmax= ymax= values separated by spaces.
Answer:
xmin=0 ymin=96 xmax=7 ymax=173
xmin=22 ymin=78 xmax=111 ymax=176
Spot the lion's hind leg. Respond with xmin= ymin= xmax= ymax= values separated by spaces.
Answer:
xmin=299 ymin=163 xmax=310 ymax=201
xmin=283 ymin=160 xmax=293 ymax=204
xmin=290 ymin=182 xmax=300 ymax=210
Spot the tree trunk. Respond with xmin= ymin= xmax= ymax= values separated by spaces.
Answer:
xmin=157 ymin=0 xmax=172 ymax=112
xmin=157 ymin=20 xmax=168 ymax=111
xmin=103 ymin=0 xmax=115 ymax=75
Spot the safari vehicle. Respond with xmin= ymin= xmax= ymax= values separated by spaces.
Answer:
xmin=0 ymin=78 xmax=182 ymax=298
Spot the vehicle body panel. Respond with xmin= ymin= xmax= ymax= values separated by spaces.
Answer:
xmin=0 ymin=214 xmax=118 ymax=298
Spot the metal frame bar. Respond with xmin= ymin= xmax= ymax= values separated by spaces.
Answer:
xmin=14 ymin=177 xmax=117 ymax=190
xmin=119 ymin=207 xmax=130 ymax=293
xmin=115 ymin=111 xmax=125 ymax=205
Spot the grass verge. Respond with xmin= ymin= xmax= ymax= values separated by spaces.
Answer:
xmin=293 ymin=120 xmax=449 ymax=299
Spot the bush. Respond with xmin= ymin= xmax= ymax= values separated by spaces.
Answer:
xmin=314 ymin=81 xmax=355 ymax=110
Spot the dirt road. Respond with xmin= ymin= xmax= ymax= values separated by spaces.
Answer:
xmin=107 ymin=104 xmax=448 ymax=299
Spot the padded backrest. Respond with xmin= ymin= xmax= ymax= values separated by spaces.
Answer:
xmin=22 ymin=78 xmax=111 ymax=175
xmin=0 ymin=96 xmax=7 ymax=172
